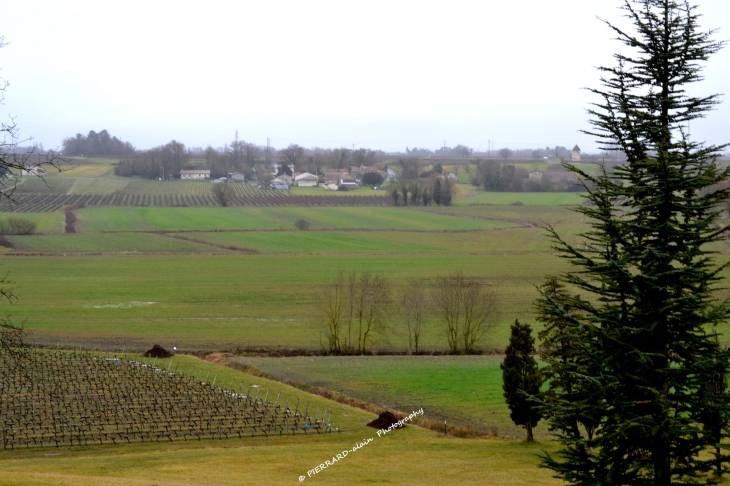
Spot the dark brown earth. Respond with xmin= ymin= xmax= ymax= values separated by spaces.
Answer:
xmin=143 ymin=344 xmax=173 ymax=358
xmin=366 ymin=411 xmax=404 ymax=430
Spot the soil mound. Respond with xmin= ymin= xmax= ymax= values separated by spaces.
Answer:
xmin=143 ymin=344 xmax=173 ymax=358
xmin=366 ymin=411 xmax=404 ymax=430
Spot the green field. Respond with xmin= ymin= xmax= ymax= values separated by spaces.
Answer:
xmin=7 ymin=252 xmax=569 ymax=351
xmin=76 ymin=206 xmax=518 ymax=232
xmin=7 ymin=233 xmax=219 ymax=253
xmin=173 ymin=228 xmax=529 ymax=254
xmin=0 ymin=211 xmax=65 ymax=234
xmin=229 ymin=355 xmax=539 ymax=438
xmin=454 ymin=191 xmax=584 ymax=206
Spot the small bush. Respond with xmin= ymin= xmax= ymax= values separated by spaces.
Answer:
xmin=295 ymin=219 xmax=310 ymax=230
xmin=0 ymin=217 xmax=37 ymax=235
xmin=337 ymin=184 xmax=350 ymax=192
xmin=510 ymin=201 xmax=524 ymax=206
xmin=361 ymin=172 xmax=384 ymax=187
xmin=0 ymin=234 xmax=13 ymax=248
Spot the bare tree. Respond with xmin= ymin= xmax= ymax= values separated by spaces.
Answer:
xmin=401 ymin=279 xmax=428 ymax=354
xmin=211 ymin=182 xmax=232 ymax=207
xmin=317 ymin=271 xmax=348 ymax=354
xmin=431 ymin=271 xmax=498 ymax=354
xmin=279 ymin=144 xmax=304 ymax=167
xmin=0 ymin=37 xmax=65 ymax=199
xmin=453 ymin=144 xmax=474 ymax=159
xmin=327 ymin=148 xmax=350 ymax=170
xmin=498 ymin=148 xmax=513 ymax=159
xmin=398 ymin=157 xmax=420 ymax=180
xmin=351 ymin=148 xmax=377 ymax=167
xmin=317 ymin=271 xmax=391 ymax=354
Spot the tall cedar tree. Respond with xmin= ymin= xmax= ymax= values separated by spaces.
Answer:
xmin=501 ymin=320 xmax=542 ymax=441
xmin=535 ymin=277 xmax=600 ymax=442
xmin=540 ymin=1 xmax=730 ymax=484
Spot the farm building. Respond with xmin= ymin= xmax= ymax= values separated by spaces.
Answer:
xmin=20 ymin=165 xmax=47 ymax=176
xmin=324 ymin=170 xmax=348 ymax=186
xmin=572 ymin=145 xmax=581 ymax=162
xmin=228 ymin=172 xmax=245 ymax=183
xmin=294 ymin=172 xmax=318 ymax=187
xmin=270 ymin=174 xmax=292 ymax=189
xmin=180 ymin=170 xmax=210 ymax=180
xmin=339 ymin=175 xmax=358 ymax=188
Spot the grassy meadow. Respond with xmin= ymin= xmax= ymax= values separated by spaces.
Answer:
xmin=228 ymin=355 xmax=541 ymax=438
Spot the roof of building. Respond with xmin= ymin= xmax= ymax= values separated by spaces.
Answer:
xmin=573 ymin=145 xmax=581 ymax=152
xmin=180 ymin=169 xmax=210 ymax=174
xmin=295 ymin=172 xmax=318 ymax=181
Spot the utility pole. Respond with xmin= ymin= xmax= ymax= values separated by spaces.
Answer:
xmin=267 ymin=137 xmax=271 ymax=165
xmin=443 ymin=140 xmax=446 ymax=160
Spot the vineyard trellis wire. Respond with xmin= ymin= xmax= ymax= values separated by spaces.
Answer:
xmin=0 ymin=349 xmax=337 ymax=450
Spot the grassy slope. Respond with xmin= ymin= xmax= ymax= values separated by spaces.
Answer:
xmin=230 ymin=355 xmax=539 ymax=438
xmin=0 ymin=355 xmax=559 ymax=486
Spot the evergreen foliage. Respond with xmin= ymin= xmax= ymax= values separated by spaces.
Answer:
xmin=540 ymin=1 xmax=730 ymax=483
xmin=501 ymin=319 xmax=542 ymax=441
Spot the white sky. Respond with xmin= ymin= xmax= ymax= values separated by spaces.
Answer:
xmin=1 ymin=0 xmax=729 ymax=153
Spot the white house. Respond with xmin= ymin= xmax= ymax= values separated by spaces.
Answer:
xmin=180 ymin=169 xmax=210 ymax=180
xmin=228 ymin=172 xmax=245 ymax=183
xmin=294 ymin=172 xmax=318 ymax=187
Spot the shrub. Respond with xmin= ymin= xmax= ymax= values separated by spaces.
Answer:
xmin=361 ymin=172 xmax=384 ymax=187
xmin=294 ymin=219 xmax=310 ymax=230
xmin=0 ymin=217 xmax=37 ymax=235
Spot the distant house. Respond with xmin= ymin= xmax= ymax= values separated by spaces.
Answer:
xmin=270 ymin=174 xmax=292 ymax=189
xmin=180 ymin=169 xmax=210 ymax=180
xmin=228 ymin=172 xmax=245 ymax=183
xmin=445 ymin=172 xmax=459 ymax=182
xmin=572 ymin=145 xmax=581 ymax=162
xmin=339 ymin=175 xmax=358 ymax=188
xmin=20 ymin=165 xmax=47 ymax=176
xmin=294 ymin=172 xmax=318 ymax=187
xmin=528 ymin=171 xmax=543 ymax=181
xmin=324 ymin=170 xmax=348 ymax=186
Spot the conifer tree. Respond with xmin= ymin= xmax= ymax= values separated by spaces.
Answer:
xmin=502 ymin=319 xmax=542 ymax=441
xmin=540 ymin=1 xmax=730 ymax=483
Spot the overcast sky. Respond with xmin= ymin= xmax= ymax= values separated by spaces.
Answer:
xmin=1 ymin=0 xmax=729 ymax=153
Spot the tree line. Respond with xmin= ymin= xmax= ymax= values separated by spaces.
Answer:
xmin=316 ymin=271 xmax=497 ymax=355
xmin=62 ymin=130 xmax=134 ymax=157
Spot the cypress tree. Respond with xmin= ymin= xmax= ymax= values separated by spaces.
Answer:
xmin=540 ymin=1 xmax=730 ymax=483
xmin=502 ymin=319 xmax=542 ymax=441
